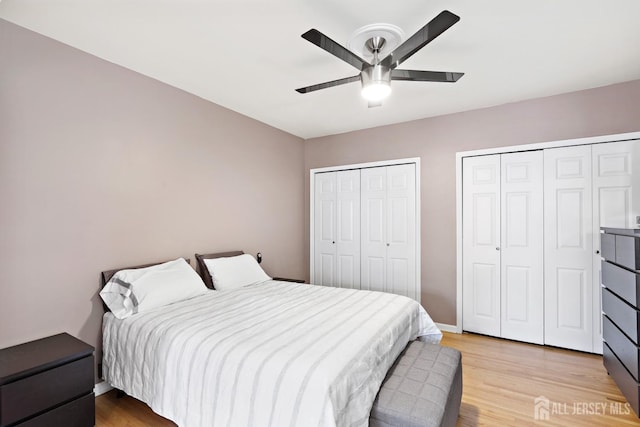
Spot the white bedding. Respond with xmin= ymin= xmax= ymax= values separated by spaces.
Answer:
xmin=102 ymin=280 xmax=441 ymax=427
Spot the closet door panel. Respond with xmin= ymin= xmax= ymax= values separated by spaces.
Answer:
xmin=556 ymin=268 xmax=586 ymax=328
xmin=361 ymin=167 xmax=387 ymax=292
xmin=462 ymin=155 xmax=501 ymax=336
xmin=318 ymin=254 xmax=336 ymax=286
xmin=365 ymin=257 xmax=385 ymax=292
xmin=337 ymin=255 xmax=356 ymax=288
xmin=544 ymin=145 xmax=594 ymax=352
xmin=336 ymin=170 xmax=361 ymax=289
xmin=592 ymin=139 xmax=640 ymax=353
xmin=500 ymin=151 xmax=544 ymax=344
xmin=504 ymin=266 xmax=530 ymax=320
xmin=472 ymin=263 xmax=498 ymax=318
xmin=366 ymin=199 xmax=385 ymax=242
xmin=314 ymin=173 xmax=337 ymax=285
xmin=386 ymin=164 xmax=417 ymax=299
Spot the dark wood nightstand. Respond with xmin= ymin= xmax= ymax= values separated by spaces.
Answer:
xmin=273 ymin=277 xmax=306 ymax=283
xmin=0 ymin=333 xmax=95 ymax=427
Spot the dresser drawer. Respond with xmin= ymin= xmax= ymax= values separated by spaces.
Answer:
xmin=616 ymin=235 xmax=640 ymax=271
xmin=0 ymin=355 xmax=94 ymax=426
xmin=604 ymin=343 xmax=640 ymax=416
xmin=603 ymin=261 xmax=640 ymax=307
xmin=604 ymin=315 xmax=640 ymax=381
xmin=602 ymin=288 xmax=640 ymax=345
xmin=602 ymin=232 xmax=617 ymax=263
xmin=17 ymin=392 xmax=94 ymax=427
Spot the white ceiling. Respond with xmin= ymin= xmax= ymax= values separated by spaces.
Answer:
xmin=1 ymin=0 xmax=639 ymax=139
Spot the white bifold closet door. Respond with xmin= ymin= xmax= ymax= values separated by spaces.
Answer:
xmin=544 ymin=141 xmax=640 ymax=352
xmin=500 ymin=151 xmax=544 ymax=344
xmin=313 ymin=170 xmax=361 ymax=288
xmin=544 ymin=145 xmax=595 ymax=352
xmin=462 ymin=151 xmax=544 ymax=343
xmin=591 ymin=141 xmax=640 ymax=353
xmin=361 ymin=164 xmax=417 ymax=300
xmin=462 ymin=155 xmax=501 ymax=336
xmin=462 ymin=140 xmax=639 ymax=351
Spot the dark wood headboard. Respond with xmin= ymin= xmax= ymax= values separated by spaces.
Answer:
xmin=194 ymin=251 xmax=244 ymax=289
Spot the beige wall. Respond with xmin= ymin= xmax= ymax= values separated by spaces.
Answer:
xmin=304 ymin=79 xmax=640 ymax=325
xmin=0 ymin=19 xmax=305 ymax=368
xmin=3 ymin=15 xmax=640 ymax=372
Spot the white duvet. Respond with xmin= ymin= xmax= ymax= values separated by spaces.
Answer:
xmin=102 ymin=280 xmax=441 ymax=427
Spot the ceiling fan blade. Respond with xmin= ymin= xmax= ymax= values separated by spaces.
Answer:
xmin=380 ymin=10 xmax=460 ymax=69
xmin=391 ymin=69 xmax=464 ymax=82
xmin=302 ymin=29 xmax=368 ymax=71
xmin=295 ymin=75 xmax=361 ymax=94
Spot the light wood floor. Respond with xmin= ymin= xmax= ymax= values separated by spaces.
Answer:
xmin=95 ymin=332 xmax=640 ymax=426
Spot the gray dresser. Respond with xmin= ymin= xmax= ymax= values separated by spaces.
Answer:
xmin=601 ymin=227 xmax=640 ymax=417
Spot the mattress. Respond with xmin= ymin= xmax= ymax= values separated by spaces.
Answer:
xmin=102 ymin=280 xmax=441 ymax=427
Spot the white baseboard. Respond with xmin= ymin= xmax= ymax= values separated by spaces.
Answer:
xmin=436 ymin=323 xmax=461 ymax=334
xmin=94 ymin=381 xmax=113 ymax=396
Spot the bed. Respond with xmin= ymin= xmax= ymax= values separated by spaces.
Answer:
xmin=100 ymin=252 xmax=442 ymax=427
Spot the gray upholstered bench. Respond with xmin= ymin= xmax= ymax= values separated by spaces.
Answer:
xmin=370 ymin=341 xmax=463 ymax=427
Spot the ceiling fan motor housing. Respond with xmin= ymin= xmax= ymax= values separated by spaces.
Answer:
xmin=360 ymin=63 xmax=391 ymax=102
xmin=361 ymin=64 xmax=391 ymax=87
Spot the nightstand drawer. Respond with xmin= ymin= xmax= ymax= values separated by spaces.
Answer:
xmin=0 ymin=355 xmax=94 ymax=426
xmin=17 ymin=392 xmax=94 ymax=427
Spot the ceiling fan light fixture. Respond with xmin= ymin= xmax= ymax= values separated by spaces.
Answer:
xmin=361 ymin=64 xmax=391 ymax=102
xmin=361 ymin=81 xmax=391 ymax=102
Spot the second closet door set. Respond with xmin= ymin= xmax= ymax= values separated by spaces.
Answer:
xmin=312 ymin=163 xmax=419 ymax=301
xmin=462 ymin=140 xmax=639 ymax=353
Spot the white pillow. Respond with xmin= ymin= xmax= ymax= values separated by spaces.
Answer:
xmin=100 ymin=258 xmax=208 ymax=319
xmin=203 ymin=254 xmax=271 ymax=290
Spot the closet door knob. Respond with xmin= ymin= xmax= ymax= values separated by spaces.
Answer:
xmin=595 ymin=250 xmax=600 ymax=254
xmin=496 ymin=247 xmax=500 ymax=251
xmin=387 ymin=243 xmax=390 ymax=247
xmin=332 ymin=241 xmax=335 ymax=244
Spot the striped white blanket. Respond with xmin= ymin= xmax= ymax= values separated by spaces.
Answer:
xmin=102 ymin=280 xmax=441 ymax=427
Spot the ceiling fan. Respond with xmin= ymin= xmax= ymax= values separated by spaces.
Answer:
xmin=296 ymin=10 xmax=464 ymax=107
